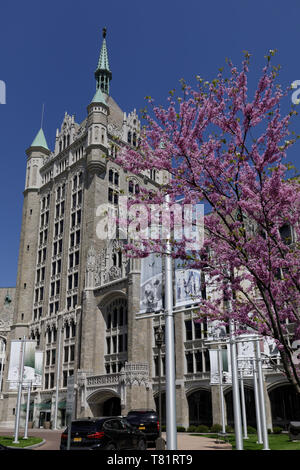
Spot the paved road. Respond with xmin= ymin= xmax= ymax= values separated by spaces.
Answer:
xmin=0 ymin=428 xmax=231 ymax=451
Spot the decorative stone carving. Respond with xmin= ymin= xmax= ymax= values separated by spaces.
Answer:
xmin=121 ymin=362 xmax=149 ymax=386
xmin=85 ymin=243 xmax=128 ymax=288
xmin=104 ymin=266 xmax=122 ymax=283
xmin=107 ymin=123 xmax=123 ymax=140
xmin=62 ymin=311 xmax=77 ymax=327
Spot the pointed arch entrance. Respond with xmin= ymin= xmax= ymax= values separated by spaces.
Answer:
xmin=225 ymin=386 xmax=256 ymax=427
xmin=269 ymin=384 xmax=300 ymax=430
xmin=87 ymin=389 xmax=121 ymax=417
xmin=187 ymin=389 xmax=212 ymax=427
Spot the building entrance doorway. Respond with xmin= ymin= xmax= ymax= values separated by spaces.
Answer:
xmin=225 ymin=387 xmax=256 ymax=428
xmin=269 ymin=385 xmax=300 ymax=430
xmin=102 ymin=397 xmax=121 ymax=416
xmin=154 ymin=392 xmax=166 ymax=426
xmin=187 ymin=389 xmax=212 ymax=427
xmin=39 ymin=411 xmax=51 ymax=428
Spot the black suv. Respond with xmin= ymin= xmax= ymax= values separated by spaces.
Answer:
xmin=60 ymin=417 xmax=147 ymax=450
xmin=125 ymin=410 xmax=159 ymax=445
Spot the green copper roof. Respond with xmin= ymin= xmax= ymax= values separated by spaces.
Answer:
xmin=96 ymin=29 xmax=111 ymax=72
xmin=31 ymin=128 xmax=49 ymax=150
xmin=95 ymin=28 xmax=112 ymax=95
xmin=91 ymin=86 xmax=107 ymax=105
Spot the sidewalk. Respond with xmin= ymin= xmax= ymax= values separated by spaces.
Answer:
xmin=162 ymin=433 xmax=232 ymax=450
xmin=0 ymin=428 xmax=232 ymax=451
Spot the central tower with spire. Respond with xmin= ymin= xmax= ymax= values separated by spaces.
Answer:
xmin=95 ymin=27 xmax=112 ymax=95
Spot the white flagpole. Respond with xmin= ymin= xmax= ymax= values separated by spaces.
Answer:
xmin=24 ymin=381 xmax=32 ymax=439
xmin=229 ymin=321 xmax=243 ymax=450
xmin=164 ymin=194 xmax=177 ymax=450
xmin=13 ymin=337 xmax=26 ymax=444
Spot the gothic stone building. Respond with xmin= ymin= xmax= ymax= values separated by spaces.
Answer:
xmin=0 ymin=31 xmax=299 ymax=430
xmin=0 ymin=288 xmax=15 ymax=398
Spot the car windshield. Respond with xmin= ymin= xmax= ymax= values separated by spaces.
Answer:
xmin=70 ymin=420 xmax=104 ymax=432
xmin=127 ymin=412 xmax=156 ymax=418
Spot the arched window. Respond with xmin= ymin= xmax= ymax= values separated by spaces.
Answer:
xmin=104 ymin=298 xmax=128 ymax=374
xmin=128 ymin=180 xmax=134 ymax=193
xmin=73 ymin=175 xmax=77 ymax=190
xmin=127 ymin=131 xmax=132 ymax=144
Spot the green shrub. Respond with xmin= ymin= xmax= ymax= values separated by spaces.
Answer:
xmin=225 ymin=425 xmax=234 ymax=433
xmin=247 ymin=426 xmax=257 ymax=434
xmin=210 ymin=424 xmax=222 ymax=433
xmin=272 ymin=426 xmax=283 ymax=434
xmin=187 ymin=425 xmax=197 ymax=432
xmin=195 ymin=425 xmax=210 ymax=433
xmin=177 ymin=426 xmax=186 ymax=432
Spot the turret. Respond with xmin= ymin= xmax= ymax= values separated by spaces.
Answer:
xmin=86 ymin=32 xmax=111 ymax=175
xmin=25 ymin=128 xmax=50 ymax=190
xmin=12 ymin=127 xmax=51 ymax=332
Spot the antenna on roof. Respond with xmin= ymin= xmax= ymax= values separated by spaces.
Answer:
xmin=41 ymin=103 xmax=45 ymax=129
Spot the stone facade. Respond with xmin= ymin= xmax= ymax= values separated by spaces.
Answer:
xmin=0 ymin=287 xmax=15 ymax=400
xmin=0 ymin=31 xmax=297 ymax=431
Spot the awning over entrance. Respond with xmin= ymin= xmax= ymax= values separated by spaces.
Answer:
xmin=37 ymin=401 xmax=51 ymax=410
xmin=21 ymin=403 xmax=34 ymax=410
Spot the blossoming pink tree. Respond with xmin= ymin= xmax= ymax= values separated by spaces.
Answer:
xmin=116 ymin=52 xmax=300 ymax=393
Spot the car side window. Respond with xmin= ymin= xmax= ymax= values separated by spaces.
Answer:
xmin=113 ymin=420 xmax=123 ymax=430
xmin=104 ymin=419 xmax=122 ymax=430
xmin=103 ymin=420 xmax=114 ymax=430
xmin=121 ymin=419 xmax=132 ymax=430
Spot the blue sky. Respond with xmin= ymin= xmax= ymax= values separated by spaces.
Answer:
xmin=0 ymin=0 xmax=300 ymax=286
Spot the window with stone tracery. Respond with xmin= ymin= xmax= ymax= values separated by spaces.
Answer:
xmin=104 ymin=298 xmax=128 ymax=374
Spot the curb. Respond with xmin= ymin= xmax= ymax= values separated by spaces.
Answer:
xmin=7 ymin=439 xmax=46 ymax=450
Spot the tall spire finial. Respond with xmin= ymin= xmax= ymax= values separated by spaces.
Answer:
xmin=40 ymin=103 xmax=45 ymax=129
xmin=95 ymin=27 xmax=112 ymax=95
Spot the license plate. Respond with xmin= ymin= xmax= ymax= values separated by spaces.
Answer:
xmin=73 ymin=437 xmax=82 ymax=442
xmin=139 ymin=426 xmax=145 ymax=430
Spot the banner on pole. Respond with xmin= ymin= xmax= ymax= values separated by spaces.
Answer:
xmin=174 ymin=259 xmax=202 ymax=308
xmin=209 ymin=347 xmax=231 ymax=385
xmin=8 ymin=341 xmax=43 ymax=389
xmin=139 ymin=253 xmax=163 ymax=314
xmin=66 ymin=375 xmax=75 ymax=415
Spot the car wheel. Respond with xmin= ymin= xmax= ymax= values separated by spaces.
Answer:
xmin=137 ymin=439 xmax=147 ymax=450
xmin=106 ymin=443 xmax=117 ymax=450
